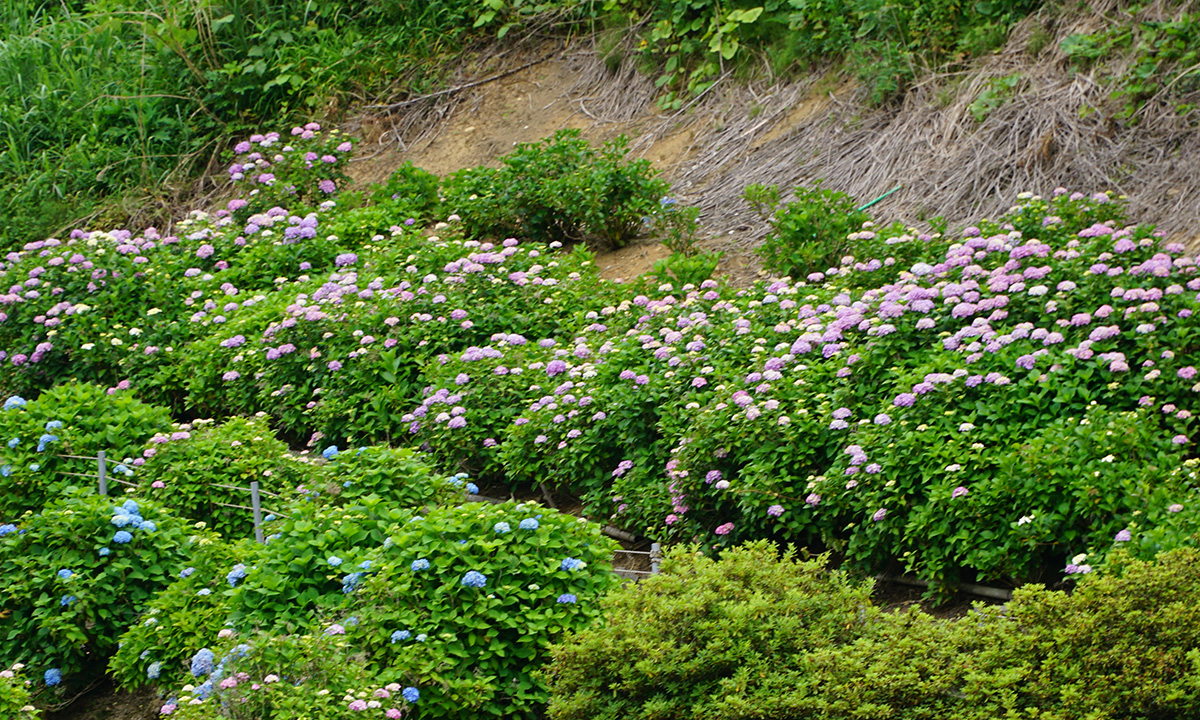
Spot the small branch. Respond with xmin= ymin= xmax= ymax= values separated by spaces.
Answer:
xmin=365 ymin=53 xmax=558 ymax=112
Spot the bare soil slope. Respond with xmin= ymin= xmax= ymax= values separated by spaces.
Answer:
xmin=346 ymin=8 xmax=1200 ymax=282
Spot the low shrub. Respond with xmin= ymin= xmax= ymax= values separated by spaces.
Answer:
xmin=543 ymin=541 xmax=875 ymax=720
xmin=225 ymin=124 xmax=354 ymax=216
xmin=344 ymin=501 xmax=621 ymax=719
xmin=952 ymin=545 xmax=1200 ymax=717
xmin=441 ymin=129 xmax=668 ymax=248
xmin=136 ymin=417 xmax=303 ymax=539
xmin=0 ymin=493 xmax=197 ymax=693
xmin=754 ymin=181 xmax=871 ymax=280
xmin=0 ymin=384 xmax=173 ymax=519
xmin=0 ymin=663 xmax=40 ymax=720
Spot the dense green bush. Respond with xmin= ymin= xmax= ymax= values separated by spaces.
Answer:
xmin=109 ymin=538 xmax=238 ymax=692
xmin=0 ymin=663 xmax=40 ymax=720
xmin=0 ymin=493 xmax=197 ymax=693
xmin=754 ymin=181 xmax=872 ymax=280
xmin=343 ymin=501 xmax=621 ymax=719
xmin=546 ymin=542 xmax=1200 ymax=720
xmin=950 ymin=545 xmax=1200 ymax=717
xmin=544 ymin=541 xmax=877 ymax=719
xmin=0 ymin=385 xmax=173 ymax=519
xmin=136 ymin=416 xmax=303 ymax=540
xmin=442 ymin=129 xmax=669 ymax=248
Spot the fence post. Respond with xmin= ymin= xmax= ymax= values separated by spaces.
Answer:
xmin=97 ymin=451 xmax=107 ymax=497
xmin=250 ymin=481 xmax=264 ymax=544
xmin=650 ymin=542 xmax=662 ymax=575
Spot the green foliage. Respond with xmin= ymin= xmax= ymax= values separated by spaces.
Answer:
xmin=136 ymin=417 xmax=303 ymax=539
xmin=651 ymin=251 xmax=722 ymax=286
xmin=743 ymin=182 xmax=781 ymax=219
xmin=344 ymin=501 xmax=622 ymax=719
xmin=756 ymin=181 xmax=871 ymax=279
xmin=0 ymin=493 xmax=196 ymax=692
xmin=546 ymin=542 xmax=1200 ymax=719
xmin=543 ymin=541 xmax=876 ymax=720
xmin=0 ymin=663 xmax=39 ymax=720
xmin=649 ymin=198 xmax=702 ymax=256
xmin=441 ymin=129 xmax=669 ymax=248
xmin=369 ymin=161 xmax=443 ymax=221
xmin=968 ymin=72 xmax=1023 ymax=122
xmin=164 ymin=632 xmax=398 ymax=720
xmin=108 ymin=538 xmax=238 ymax=692
xmin=949 ymin=545 xmax=1200 ymax=717
xmin=0 ymin=384 xmax=173 ymax=519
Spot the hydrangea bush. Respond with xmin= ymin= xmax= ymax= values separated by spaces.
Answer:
xmin=0 ymin=494 xmax=196 ymax=692
xmin=0 ymin=663 xmax=40 ymax=719
xmin=0 ymin=383 xmax=172 ymax=518
xmin=163 ymin=632 xmax=407 ymax=720
xmin=135 ymin=416 xmax=303 ymax=539
xmin=342 ymin=501 xmax=621 ymax=719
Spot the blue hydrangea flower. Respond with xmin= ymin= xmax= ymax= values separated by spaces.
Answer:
xmin=556 ymin=593 xmax=578 ymax=604
xmin=138 ymin=520 xmax=157 ymax=533
xmin=466 ymin=483 xmax=479 ymax=494
xmin=0 ymin=465 xmax=10 ymax=478
xmin=147 ymin=662 xmax=162 ymax=680
xmin=44 ymin=420 xmax=63 ymax=431
xmin=560 ymin=557 xmax=585 ymax=571
xmin=264 ymin=514 xmax=276 ymax=523
xmin=0 ymin=523 xmax=16 ymax=536
xmin=402 ymin=687 xmax=420 ymax=703
xmin=359 ymin=560 xmax=372 ymax=570
xmin=197 ymin=588 xmax=211 ymax=596
xmin=57 ymin=568 xmax=73 ymax=580
xmin=44 ymin=668 xmax=61 ymax=686
xmin=29 ymin=463 xmax=39 ymax=472
xmin=60 ymin=595 xmax=76 ymax=606
xmin=98 ymin=547 xmax=110 ymax=556
xmin=415 ymin=633 xmax=427 ymax=642
xmin=322 ymin=445 xmax=339 ymax=460
xmin=461 ymin=570 xmax=487 ymax=588
xmin=327 ymin=555 xmax=343 ymax=566
xmin=226 ymin=564 xmax=247 ymax=587
xmin=190 ymin=648 xmax=215 ymax=677
xmin=224 ymin=565 xmax=248 ymax=588
xmin=37 ymin=433 xmax=58 ymax=451
xmin=111 ymin=514 xmax=134 ymax=528
xmin=411 ymin=558 xmax=430 ymax=572
xmin=195 ymin=679 xmax=214 ymax=700
xmin=6 ymin=437 xmax=18 ymax=448
xmin=180 ymin=567 xmax=196 ymax=578
xmin=113 ymin=530 xmax=133 ymax=544
xmin=390 ymin=630 xmax=411 ymax=643
xmin=519 ymin=518 xmax=539 ymax=531
xmin=4 ymin=395 xmax=27 ymax=410
xmin=493 ymin=522 xmax=511 ymax=534
xmin=122 ymin=500 xmax=140 ymax=515
xmin=341 ymin=572 xmax=364 ymax=594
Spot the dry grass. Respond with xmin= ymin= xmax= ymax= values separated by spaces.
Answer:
xmin=357 ymin=1 xmax=1200 ymax=283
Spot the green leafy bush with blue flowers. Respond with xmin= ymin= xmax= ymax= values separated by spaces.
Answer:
xmin=334 ymin=500 xmax=621 ymax=720
xmin=0 ymin=493 xmax=197 ymax=694
xmin=0 ymin=383 xmax=172 ymax=519
xmin=161 ymin=631 xmax=404 ymax=720
xmin=108 ymin=538 xmax=239 ymax=692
